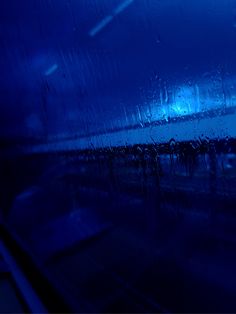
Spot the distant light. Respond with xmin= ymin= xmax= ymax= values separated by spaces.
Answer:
xmin=89 ymin=0 xmax=134 ymax=37
xmin=44 ymin=63 xmax=58 ymax=76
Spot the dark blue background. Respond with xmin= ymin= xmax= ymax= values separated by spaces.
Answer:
xmin=1 ymin=0 xmax=236 ymax=138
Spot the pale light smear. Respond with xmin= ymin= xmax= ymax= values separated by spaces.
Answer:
xmin=44 ymin=63 xmax=58 ymax=76
xmin=114 ymin=0 xmax=134 ymax=15
xmin=89 ymin=0 xmax=134 ymax=37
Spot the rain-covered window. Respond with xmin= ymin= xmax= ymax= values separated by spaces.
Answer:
xmin=0 ymin=0 xmax=236 ymax=312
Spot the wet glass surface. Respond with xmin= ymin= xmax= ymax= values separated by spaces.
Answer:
xmin=1 ymin=0 xmax=236 ymax=312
